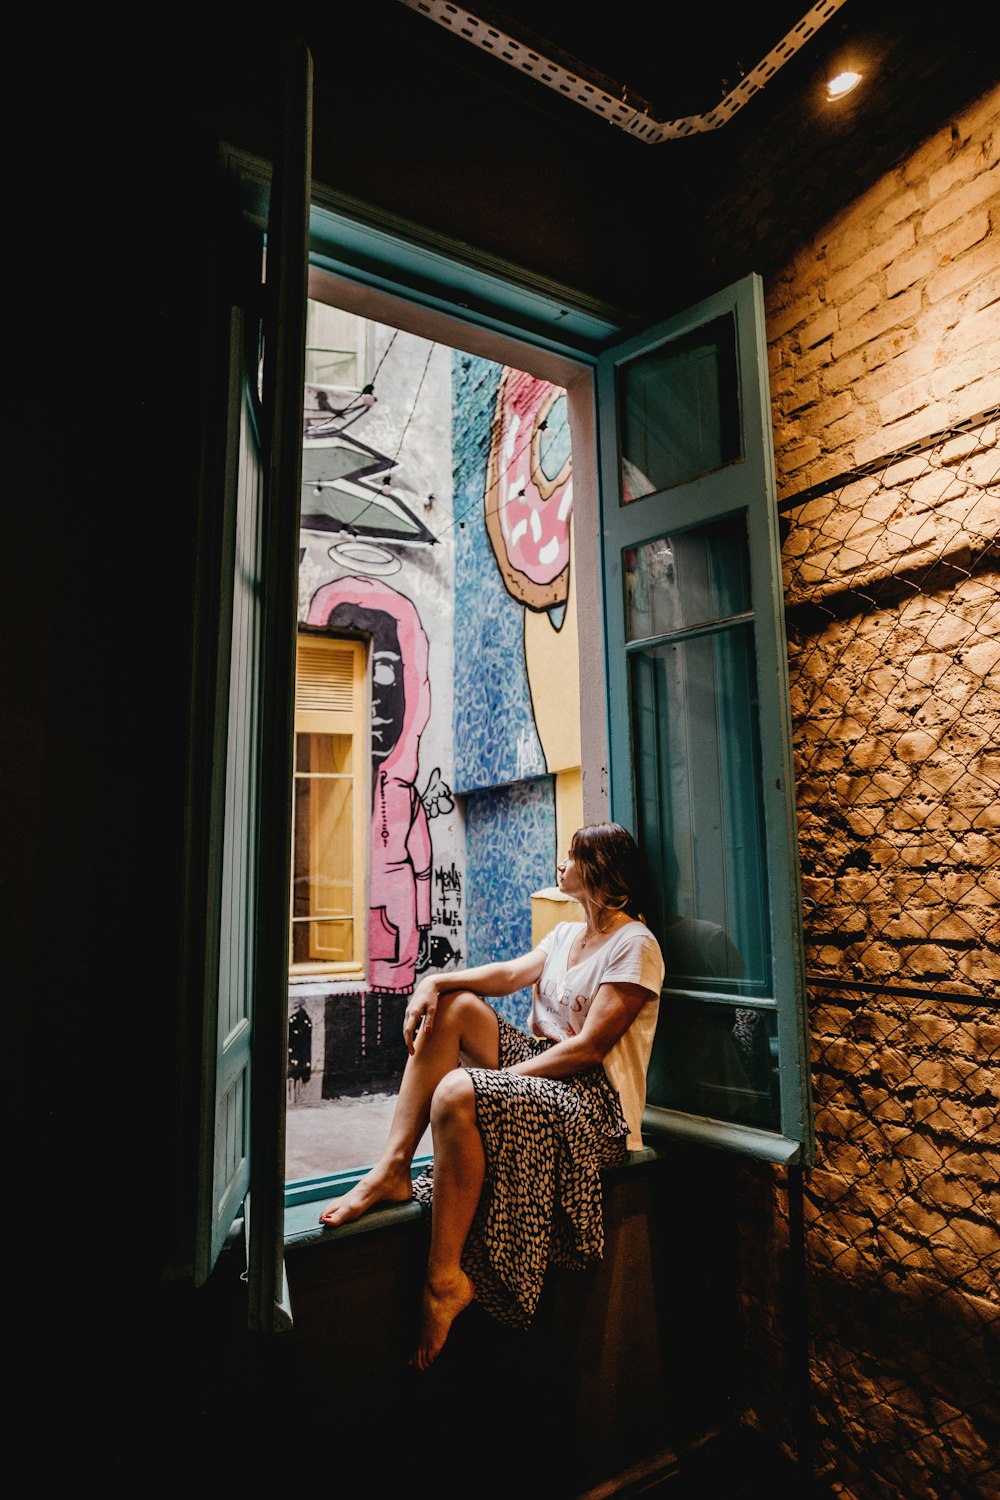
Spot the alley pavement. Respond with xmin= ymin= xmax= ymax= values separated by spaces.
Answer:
xmin=285 ymin=1091 xmax=430 ymax=1181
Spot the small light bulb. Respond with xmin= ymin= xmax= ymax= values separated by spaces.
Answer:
xmin=827 ymin=71 xmax=862 ymax=100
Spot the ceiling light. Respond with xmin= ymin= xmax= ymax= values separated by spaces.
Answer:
xmin=827 ymin=71 xmax=862 ymax=100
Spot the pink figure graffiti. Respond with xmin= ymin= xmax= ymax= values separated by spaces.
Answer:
xmin=308 ymin=575 xmax=433 ymax=994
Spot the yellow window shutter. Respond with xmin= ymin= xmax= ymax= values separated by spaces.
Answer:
xmin=295 ymin=637 xmax=362 ymax=732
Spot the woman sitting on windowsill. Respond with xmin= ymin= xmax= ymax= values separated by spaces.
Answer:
xmin=318 ymin=821 xmax=665 ymax=1371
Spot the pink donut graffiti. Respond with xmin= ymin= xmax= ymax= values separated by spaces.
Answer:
xmin=484 ymin=369 xmax=572 ymax=611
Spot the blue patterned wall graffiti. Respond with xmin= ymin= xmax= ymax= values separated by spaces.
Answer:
xmin=465 ymin=778 xmax=557 ymax=1027
xmin=452 ymin=352 xmax=546 ymax=791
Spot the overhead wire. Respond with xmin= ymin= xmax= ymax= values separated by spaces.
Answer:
xmin=307 ymin=336 xmax=568 ymax=547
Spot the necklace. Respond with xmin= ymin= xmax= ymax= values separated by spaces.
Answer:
xmin=583 ymin=909 xmax=624 ymax=942
xmin=571 ymin=911 xmax=626 ymax=968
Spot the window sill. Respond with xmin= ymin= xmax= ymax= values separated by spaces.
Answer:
xmin=282 ymin=1145 xmax=666 ymax=1248
xmin=283 ymin=1153 xmax=433 ymax=1245
xmin=642 ymin=1105 xmax=802 ymax=1165
xmin=282 ymin=1119 xmax=800 ymax=1252
xmin=287 ymin=974 xmax=369 ymax=995
xmin=285 ymin=1194 xmax=428 ymax=1247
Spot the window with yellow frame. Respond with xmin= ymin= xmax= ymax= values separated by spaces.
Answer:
xmin=290 ymin=633 xmax=368 ymax=977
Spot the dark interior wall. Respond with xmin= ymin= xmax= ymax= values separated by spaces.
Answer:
xmin=6 ymin=26 xmax=244 ymax=1449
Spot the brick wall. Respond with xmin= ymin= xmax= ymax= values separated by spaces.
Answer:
xmin=740 ymin=84 xmax=1000 ymax=1499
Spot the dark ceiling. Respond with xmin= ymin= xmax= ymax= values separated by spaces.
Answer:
xmin=348 ymin=0 xmax=997 ymax=315
xmin=197 ymin=1 xmax=997 ymax=322
xmin=428 ymin=0 xmax=835 ymax=122
xmin=391 ymin=0 xmax=997 ymax=155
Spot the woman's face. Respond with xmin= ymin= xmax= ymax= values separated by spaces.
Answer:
xmin=556 ymin=846 xmax=587 ymax=901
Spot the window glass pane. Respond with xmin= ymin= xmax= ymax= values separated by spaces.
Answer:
xmin=304 ymin=300 xmax=366 ymax=390
xmin=309 ymin=776 xmax=353 ymax=911
xmin=625 ymin=514 xmax=751 ymax=641
xmin=296 ymin=731 xmax=352 ymax=774
xmin=292 ymin=917 xmax=354 ymax=965
xmin=631 ymin=624 xmax=771 ymax=998
xmin=292 ymin=746 xmax=354 ymax=962
xmin=618 ymin=313 xmax=741 ymax=503
xmin=646 ymin=998 xmax=780 ymax=1131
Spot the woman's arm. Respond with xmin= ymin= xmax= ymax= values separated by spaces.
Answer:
xmin=508 ymin=981 xmax=652 ymax=1079
xmin=403 ymin=949 xmax=547 ymax=1053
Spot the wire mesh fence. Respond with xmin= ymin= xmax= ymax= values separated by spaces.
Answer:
xmin=779 ymin=407 xmax=1000 ymax=1499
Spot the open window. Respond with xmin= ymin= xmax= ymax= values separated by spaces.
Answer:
xmin=186 ymin=42 xmax=311 ymax=1327
xmin=194 ymin=104 xmax=812 ymax=1322
xmin=598 ymin=276 xmax=812 ymax=1164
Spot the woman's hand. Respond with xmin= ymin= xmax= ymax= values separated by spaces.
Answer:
xmin=403 ymin=976 xmax=440 ymax=1054
xmin=401 ymin=950 xmax=546 ymax=1054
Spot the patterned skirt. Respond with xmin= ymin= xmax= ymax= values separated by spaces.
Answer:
xmin=411 ymin=1013 xmax=629 ymax=1331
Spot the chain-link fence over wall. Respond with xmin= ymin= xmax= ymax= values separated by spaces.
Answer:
xmin=777 ymin=406 xmax=999 ymax=1498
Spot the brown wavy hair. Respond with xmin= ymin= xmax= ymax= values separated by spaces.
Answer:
xmin=569 ymin=823 xmax=651 ymax=923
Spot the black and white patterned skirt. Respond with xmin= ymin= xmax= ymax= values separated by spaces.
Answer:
xmin=411 ymin=1013 xmax=629 ymax=1331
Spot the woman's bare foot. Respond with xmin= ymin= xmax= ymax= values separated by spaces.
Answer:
xmin=318 ymin=1165 xmax=414 ymax=1228
xmin=409 ymin=1268 xmax=475 ymax=1371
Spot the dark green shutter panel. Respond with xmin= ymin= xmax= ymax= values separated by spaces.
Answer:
xmin=597 ymin=273 xmax=813 ymax=1162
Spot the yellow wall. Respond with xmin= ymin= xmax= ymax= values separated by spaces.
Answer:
xmin=524 ymin=526 xmax=581 ymax=776
xmin=554 ymin=767 xmax=583 ymax=869
xmin=530 ymin=885 xmax=584 ymax=946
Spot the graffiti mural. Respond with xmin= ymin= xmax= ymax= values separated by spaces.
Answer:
xmin=415 ymin=860 xmax=464 ymax=974
xmin=465 ymin=781 xmax=557 ymax=1028
xmin=454 ymin=356 xmax=579 ymax=790
xmin=488 ymin=370 xmax=581 ymax=781
xmin=308 ymin=574 xmax=454 ymax=995
xmin=287 ymin=322 xmax=580 ymax=1112
xmin=287 ymin=1004 xmax=313 ymax=1098
xmin=484 ymin=370 xmax=572 ymax=613
xmin=454 ymin=357 xmax=544 ymax=789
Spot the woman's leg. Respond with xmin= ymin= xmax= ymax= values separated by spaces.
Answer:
xmin=410 ymin=1068 xmax=484 ymax=1370
xmin=318 ymin=989 xmax=499 ymax=1227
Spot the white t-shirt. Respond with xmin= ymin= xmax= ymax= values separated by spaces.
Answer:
xmin=531 ymin=920 xmax=665 ymax=1150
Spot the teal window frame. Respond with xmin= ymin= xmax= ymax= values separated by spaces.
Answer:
xmin=211 ymin=154 xmax=813 ymax=1304
xmin=597 ymin=275 xmax=812 ymax=1165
